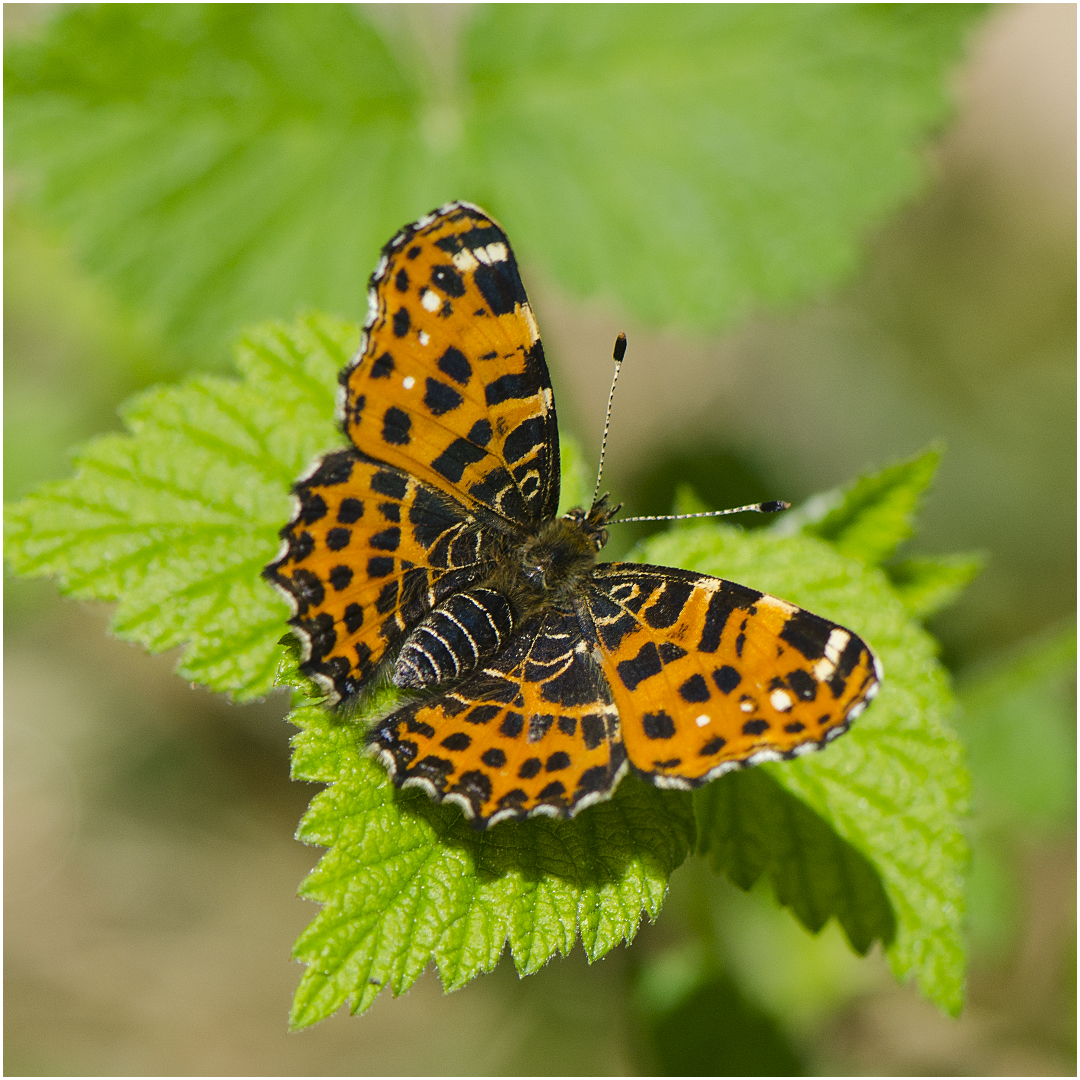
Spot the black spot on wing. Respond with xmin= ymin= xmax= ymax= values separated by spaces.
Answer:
xmin=502 ymin=415 xmax=545 ymax=464
xmin=298 ymin=492 xmax=327 ymax=525
xmin=424 ymin=377 xmax=463 ymax=416
xmin=518 ymin=757 xmax=542 ymax=779
xmin=678 ymin=674 xmax=711 ymax=703
xmin=474 ymin=262 xmax=528 ymax=317
xmin=431 ymin=438 xmax=487 ymax=483
xmin=580 ymin=714 xmax=606 ymax=750
xmin=344 ymin=603 xmax=364 ymax=633
xmin=642 ymin=711 xmax=676 ymax=739
xmin=643 ymin=580 xmax=694 ymax=629
xmin=437 ymin=346 xmax=472 ymax=385
xmin=371 ymin=468 xmax=408 ymax=500
xmin=382 ymin=407 xmax=411 ymax=446
xmin=370 ymin=352 xmax=394 ymax=378
xmin=393 ymin=307 xmax=410 ymax=337
xmin=328 ymin=565 xmax=353 ymax=591
xmin=468 ymin=419 xmax=492 ymax=446
xmin=699 ymin=581 xmax=763 ymax=653
xmin=305 ymin=451 xmax=355 ymax=488
xmin=485 ymin=352 xmax=544 ymax=406
xmin=326 ymin=527 xmax=351 ymax=551
xmin=787 ymin=668 xmax=818 ymax=701
xmin=337 ymin=498 xmax=364 ymax=524
xmin=779 ymin=609 xmax=831 ymax=660
xmin=430 ymin=264 xmax=466 ymax=297
xmin=617 ymin=641 xmax=663 ymax=691
xmin=713 ymin=665 xmax=741 ymax=694
xmin=500 ymin=712 xmax=524 ymax=738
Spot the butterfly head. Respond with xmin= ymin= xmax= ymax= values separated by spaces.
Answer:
xmin=515 ymin=495 xmax=621 ymax=595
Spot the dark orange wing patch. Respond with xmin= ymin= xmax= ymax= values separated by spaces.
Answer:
xmin=581 ymin=564 xmax=882 ymax=788
xmin=368 ymin=610 xmax=626 ymax=826
xmin=264 ymin=449 xmax=503 ymax=702
xmin=342 ymin=202 xmax=559 ymax=529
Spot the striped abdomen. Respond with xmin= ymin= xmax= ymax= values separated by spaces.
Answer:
xmin=393 ymin=588 xmax=514 ymax=688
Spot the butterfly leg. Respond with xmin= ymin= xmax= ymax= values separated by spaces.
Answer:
xmin=393 ymin=587 xmax=515 ymax=688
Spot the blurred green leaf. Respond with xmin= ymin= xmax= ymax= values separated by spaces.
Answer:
xmin=641 ymin=970 xmax=805 ymax=1076
xmin=888 ymin=552 xmax=986 ymax=620
xmin=696 ymin=769 xmax=895 ymax=956
xmin=789 ymin=443 xmax=942 ymax=565
xmin=3 ymin=313 xmax=352 ymax=699
xmin=288 ymin=696 xmax=695 ymax=1031
xmin=6 ymin=5 xmax=986 ymax=360
xmin=634 ymin=520 xmax=969 ymax=1014
xmin=957 ymin=622 xmax=1076 ymax=829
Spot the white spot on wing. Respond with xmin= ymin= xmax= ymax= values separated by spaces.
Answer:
xmin=740 ymin=700 xmax=754 ymax=713
xmin=824 ymin=628 xmax=851 ymax=664
xmin=758 ymin=594 xmax=798 ymax=615
xmin=521 ymin=303 xmax=540 ymax=343
xmin=485 ymin=242 xmax=508 ymax=263
xmin=402 ymin=375 xmax=415 ymax=390
xmin=418 ymin=330 xmax=430 ymax=346
xmin=747 ymin=749 xmax=783 ymax=766
xmin=695 ymin=714 xmax=711 ymax=728
xmin=769 ymin=689 xmax=794 ymax=712
xmin=452 ymin=248 xmax=479 ymax=272
xmin=421 ymin=289 xmax=440 ymax=312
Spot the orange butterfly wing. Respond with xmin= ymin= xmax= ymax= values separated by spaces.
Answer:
xmin=368 ymin=609 xmax=625 ymax=826
xmin=342 ymin=202 xmax=559 ymax=529
xmin=581 ymin=564 xmax=881 ymax=787
xmin=264 ymin=449 xmax=503 ymax=702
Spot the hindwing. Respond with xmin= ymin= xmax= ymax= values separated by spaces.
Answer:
xmin=580 ymin=563 xmax=882 ymax=787
xmin=368 ymin=609 xmax=626 ymax=827
xmin=264 ymin=449 xmax=503 ymax=701
xmin=342 ymin=202 xmax=560 ymax=529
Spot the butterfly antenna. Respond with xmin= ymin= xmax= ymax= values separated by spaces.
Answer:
xmin=613 ymin=501 xmax=790 ymax=524
xmin=591 ymin=332 xmax=627 ymax=509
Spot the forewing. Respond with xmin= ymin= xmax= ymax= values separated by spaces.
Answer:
xmin=367 ymin=610 xmax=625 ymax=826
xmin=264 ymin=449 xmax=501 ymax=702
xmin=581 ymin=563 xmax=882 ymax=788
xmin=342 ymin=201 xmax=560 ymax=528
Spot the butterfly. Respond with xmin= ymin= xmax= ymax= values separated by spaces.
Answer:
xmin=264 ymin=202 xmax=882 ymax=828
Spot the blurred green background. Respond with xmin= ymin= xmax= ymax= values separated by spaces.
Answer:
xmin=5 ymin=4 xmax=1075 ymax=1075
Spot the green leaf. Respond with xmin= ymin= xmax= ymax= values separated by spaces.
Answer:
xmin=784 ymin=443 xmax=942 ymax=565
xmin=695 ymin=769 xmax=895 ymax=956
xmin=632 ymin=522 xmax=969 ymax=1014
xmin=887 ymin=552 xmax=985 ymax=620
xmin=288 ymin=698 xmax=695 ymax=1031
xmin=6 ymin=6 xmax=987 ymax=359
xmin=3 ymin=313 xmax=351 ymax=699
xmin=956 ymin=622 xmax=1076 ymax=830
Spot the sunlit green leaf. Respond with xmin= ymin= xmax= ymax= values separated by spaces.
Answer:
xmin=288 ymin=697 xmax=695 ymax=1031
xmin=3 ymin=313 xmax=351 ymax=699
xmin=789 ymin=443 xmax=942 ymax=566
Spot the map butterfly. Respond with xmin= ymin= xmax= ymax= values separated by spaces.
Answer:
xmin=264 ymin=202 xmax=882 ymax=828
